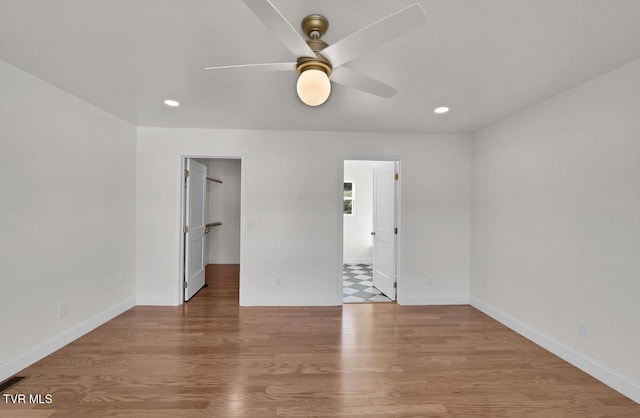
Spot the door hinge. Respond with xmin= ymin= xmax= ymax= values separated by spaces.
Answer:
xmin=394 ymin=227 xmax=398 ymax=234
xmin=394 ymin=282 xmax=397 ymax=289
xmin=183 ymin=226 xmax=189 ymax=234
xmin=183 ymin=281 xmax=188 ymax=289
xmin=184 ymin=169 xmax=190 ymax=178
xmin=394 ymin=172 xmax=399 ymax=181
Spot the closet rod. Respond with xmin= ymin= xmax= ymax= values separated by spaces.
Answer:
xmin=205 ymin=222 xmax=222 ymax=228
xmin=207 ymin=176 xmax=223 ymax=184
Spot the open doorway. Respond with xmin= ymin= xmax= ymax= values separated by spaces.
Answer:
xmin=179 ymin=157 xmax=243 ymax=303
xmin=342 ymin=160 xmax=400 ymax=304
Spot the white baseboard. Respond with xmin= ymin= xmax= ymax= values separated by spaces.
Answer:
xmin=0 ymin=298 xmax=135 ymax=382
xmin=136 ymin=296 xmax=178 ymax=306
xmin=401 ymin=295 xmax=470 ymax=305
xmin=470 ymin=296 xmax=640 ymax=404
xmin=206 ymin=260 xmax=241 ymax=265
xmin=240 ymin=297 xmax=341 ymax=307
xmin=343 ymin=259 xmax=372 ymax=265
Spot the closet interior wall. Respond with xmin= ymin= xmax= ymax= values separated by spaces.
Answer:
xmin=198 ymin=158 xmax=242 ymax=265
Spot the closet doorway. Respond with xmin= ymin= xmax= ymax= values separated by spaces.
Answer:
xmin=179 ymin=156 xmax=244 ymax=303
xmin=342 ymin=159 xmax=401 ymax=304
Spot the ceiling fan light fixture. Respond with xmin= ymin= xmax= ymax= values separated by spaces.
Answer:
xmin=296 ymin=68 xmax=331 ymax=107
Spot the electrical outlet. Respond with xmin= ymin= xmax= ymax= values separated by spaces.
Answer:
xmin=58 ymin=303 xmax=67 ymax=318
xmin=578 ymin=321 xmax=591 ymax=339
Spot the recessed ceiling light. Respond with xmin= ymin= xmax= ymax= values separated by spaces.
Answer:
xmin=164 ymin=99 xmax=180 ymax=107
xmin=434 ymin=106 xmax=449 ymax=114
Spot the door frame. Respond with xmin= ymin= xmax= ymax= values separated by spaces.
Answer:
xmin=177 ymin=154 xmax=246 ymax=305
xmin=339 ymin=158 xmax=404 ymax=305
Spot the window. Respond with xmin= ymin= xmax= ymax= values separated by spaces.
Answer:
xmin=343 ymin=182 xmax=353 ymax=215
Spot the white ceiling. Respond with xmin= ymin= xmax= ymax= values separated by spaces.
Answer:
xmin=2 ymin=0 xmax=640 ymax=134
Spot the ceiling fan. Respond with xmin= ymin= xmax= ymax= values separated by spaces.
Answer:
xmin=205 ymin=0 xmax=427 ymax=106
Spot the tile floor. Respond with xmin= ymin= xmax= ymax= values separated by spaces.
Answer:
xmin=342 ymin=263 xmax=392 ymax=303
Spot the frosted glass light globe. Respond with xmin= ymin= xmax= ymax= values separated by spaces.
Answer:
xmin=296 ymin=69 xmax=331 ymax=106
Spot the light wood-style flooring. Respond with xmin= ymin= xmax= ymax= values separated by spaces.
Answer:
xmin=2 ymin=264 xmax=638 ymax=417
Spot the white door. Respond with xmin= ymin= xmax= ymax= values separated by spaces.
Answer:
xmin=372 ymin=164 xmax=397 ymax=300
xmin=184 ymin=159 xmax=207 ymax=301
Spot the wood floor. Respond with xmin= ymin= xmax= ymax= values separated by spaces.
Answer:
xmin=2 ymin=265 xmax=638 ymax=417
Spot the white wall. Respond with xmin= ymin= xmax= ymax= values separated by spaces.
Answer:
xmin=343 ymin=160 xmax=393 ymax=264
xmin=136 ymin=129 xmax=471 ymax=306
xmin=471 ymin=58 xmax=640 ymax=402
xmin=0 ymin=59 xmax=136 ymax=380
xmin=203 ymin=158 xmax=241 ymax=264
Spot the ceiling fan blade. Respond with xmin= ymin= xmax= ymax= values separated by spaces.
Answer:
xmin=242 ymin=0 xmax=316 ymax=59
xmin=331 ymin=66 xmax=398 ymax=98
xmin=204 ymin=62 xmax=296 ymax=73
xmin=321 ymin=3 xmax=427 ymax=68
